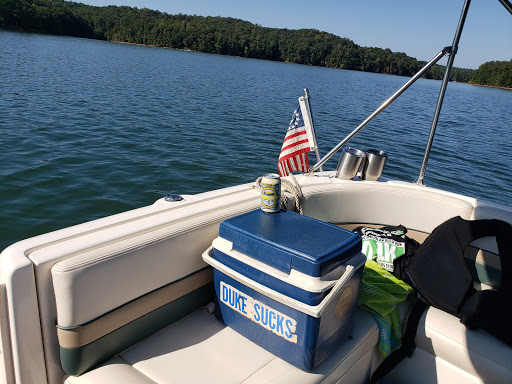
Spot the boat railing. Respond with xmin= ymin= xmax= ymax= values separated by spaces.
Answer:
xmin=309 ymin=0 xmax=481 ymax=186
xmin=307 ymin=47 xmax=450 ymax=176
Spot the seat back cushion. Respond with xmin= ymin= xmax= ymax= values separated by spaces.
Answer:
xmin=52 ymin=252 xmax=214 ymax=376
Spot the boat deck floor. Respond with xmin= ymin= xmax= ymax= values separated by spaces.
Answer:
xmin=65 ymin=307 xmax=379 ymax=384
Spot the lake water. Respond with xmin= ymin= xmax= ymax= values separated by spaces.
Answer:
xmin=1 ymin=30 xmax=511 ymax=250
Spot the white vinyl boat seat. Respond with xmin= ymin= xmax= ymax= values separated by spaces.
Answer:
xmin=62 ymin=298 xmax=512 ymax=384
xmin=340 ymin=222 xmax=512 ymax=383
xmin=54 ymin=222 xmax=509 ymax=384
xmin=64 ymin=307 xmax=380 ymax=384
xmin=385 ymin=305 xmax=512 ymax=383
xmin=48 ymin=181 xmax=509 ymax=383
xmin=9 ymin=177 xmax=512 ymax=384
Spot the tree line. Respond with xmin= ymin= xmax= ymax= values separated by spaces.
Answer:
xmin=1 ymin=0 xmax=509 ymax=87
xmin=469 ymin=60 xmax=512 ymax=89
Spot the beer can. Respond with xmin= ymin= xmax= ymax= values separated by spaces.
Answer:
xmin=260 ymin=173 xmax=281 ymax=213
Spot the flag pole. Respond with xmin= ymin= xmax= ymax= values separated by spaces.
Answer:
xmin=303 ymin=88 xmax=323 ymax=171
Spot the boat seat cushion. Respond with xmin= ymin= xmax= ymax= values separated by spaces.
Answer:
xmin=63 ymin=357 xmax=156 ymax=384
xmin=52 ymin=263 xmax=215 ymax=376
xmin=65 ymin=308 xmax=380 ymax=384
xmin=416 ymin=306 xmax=512 ymax=383
xmin=304 ymin=182 xmax=476 ymax=234
xmin=384 ymin=305 xmax=512 ymax=383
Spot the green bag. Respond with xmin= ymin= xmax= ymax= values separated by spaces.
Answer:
xmin=359 ymin=259 xmax=414 ymax=356
xmin=354 ymin=225 xmax=419 ymax=272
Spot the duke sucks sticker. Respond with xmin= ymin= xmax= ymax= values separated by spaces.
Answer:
xmin=220 ymin=281 xmax=298 ymax=343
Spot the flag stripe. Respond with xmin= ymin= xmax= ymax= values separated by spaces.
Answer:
xmin=279 ymin=147 xmax=309 ymax=161
xmin=279 ymin=139 xmax=311 ymax=154
xmin=289 ymin=157 xmax=295 ymax=171
xmin=283 ymin=129 xmax=308 ymax=142
xmin=279 ymin=142 xmax=311 ymax=158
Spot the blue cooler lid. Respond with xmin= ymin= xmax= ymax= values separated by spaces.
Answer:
xmin=218 ymin=209 xmax=361 ymax=277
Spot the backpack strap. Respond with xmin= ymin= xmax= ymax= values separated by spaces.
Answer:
xmin=370 ymin=300 xmax=428 ymax=384
xmin=465 ymin=219 xmax=512 ymax=295
xmin=457 ymin=219 xmax=512 ymax=329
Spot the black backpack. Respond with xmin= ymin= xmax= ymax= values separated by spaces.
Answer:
xmin=371 ymin=216 xmax=512 ymax=383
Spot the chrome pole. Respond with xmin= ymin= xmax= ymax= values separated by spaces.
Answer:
xmin=303 ymin=88 xmax=323 ymax=171
xmin=416 ymin=0 xmax=472 ymax=185
xmin=309 ymin=48 xmax=448 ymax=173
xmin=498 ymin=0 xmax=512 ymax=15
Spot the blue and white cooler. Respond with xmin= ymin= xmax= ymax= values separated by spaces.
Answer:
xmin=202 ymin=209 xmax=365 ymax=371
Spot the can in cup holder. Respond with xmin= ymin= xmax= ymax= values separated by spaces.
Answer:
xmin=336 ymin=147 xmax=365 ymax=180
xmin=361 ymin=149 xmax=387 ymax=181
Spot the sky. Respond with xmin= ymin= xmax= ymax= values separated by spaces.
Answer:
xmin=78 ymin=0 xmax=512 ymax=69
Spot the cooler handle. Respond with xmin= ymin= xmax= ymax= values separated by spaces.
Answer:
xmin=202 ymin=246 xmax=363 ymax=318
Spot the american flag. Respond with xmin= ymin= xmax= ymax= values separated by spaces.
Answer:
xmin=278 ymin=103 xmax=313 ymax=177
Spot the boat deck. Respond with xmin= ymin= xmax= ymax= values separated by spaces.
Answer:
xmin=65 ymin=307 xmax=379 ymax=384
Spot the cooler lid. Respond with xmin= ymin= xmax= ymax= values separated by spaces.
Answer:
xmin=218 ymin=209 xmax=361 ymax=277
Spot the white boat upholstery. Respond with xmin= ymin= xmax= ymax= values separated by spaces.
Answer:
xmin=301 ymin=179 xmax=476 ymax=233
xmin=65 ymin=308 xmax=380 ymax=384
xmin=48 ymin=186 xmax=262 ymax=379
xmin=4 ymin=175 xmax=512 ymax=383
xmin=385 ymin=306 xmax=512 ymax=383
xmin=59 ymin=180 xmax=500 ymax=383
xmin=63 ymin=357 xmax=156 ymax=384
xmin=1 ymin=183 xmax=262 ymax=384
xmin=303 ymin=180 xmax=512 ymax=383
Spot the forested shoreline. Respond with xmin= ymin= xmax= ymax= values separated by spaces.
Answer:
xmin=1 ymin=0 xmax=511 ymax=88
xmin=469 ymin=61 xmax=512 ymax=89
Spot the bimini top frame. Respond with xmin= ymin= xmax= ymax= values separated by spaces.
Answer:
xmin=309 ymin=0 xmax=512 ymax=185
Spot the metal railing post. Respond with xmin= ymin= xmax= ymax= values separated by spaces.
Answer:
xmin=308 ymin=49 xmax=448 ymax=173
xmin=498 ymin=0 xmax=512 ymax=15
xmin=416 ymin=0 xmax=472 ymax=185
